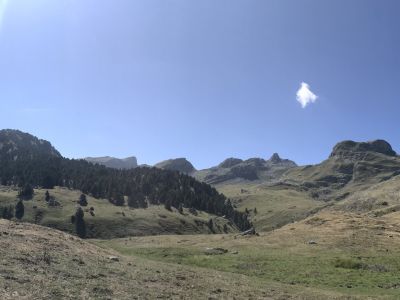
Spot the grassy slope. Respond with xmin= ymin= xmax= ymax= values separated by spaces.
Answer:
xmin=281 ymin=153 xmax=400 ymax=201
xmin=95 ymin=173 xmax=400 ymax=299
xmin=335 ymin=175 xmax=400 ymax=213
xmin=0 ymin=186 xmax=236 ymax=238
xmin=217 ymin=182 xmax=327 ymax=231
xmin=99 ymin=209 xmax=400 ymax=299
xmin=1 ymin=219 xmax=326 ymax=300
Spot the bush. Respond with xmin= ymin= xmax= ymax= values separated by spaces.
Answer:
xmin=334 ymin=258 xmax=364 ymax=270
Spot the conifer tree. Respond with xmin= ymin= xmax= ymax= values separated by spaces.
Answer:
xmin=15 ymin=200 xmax=24 ymax=220
xmin=75 ymin=207 xmax=86 ymax=238
xmin=45 ymin=190 xmax=50 ymax=202
xmin=78 ymin=194 xmax=88 ymax=206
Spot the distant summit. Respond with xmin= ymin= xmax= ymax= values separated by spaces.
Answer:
xmin=0 ymin=129 xmax=61 ymax=160
xmin=194 ymin=153 xmax=297 ymax=185
xmin=155 ymin=158 xmax=196 ymax=174
xmin=330 ymin=140 xmax=396 ymax=158
xmin=270 ymin=153 xmax=282 ymax=163
xmin=218 ymin=158 xmax=243 ymax=168
xmin=282 ymin=139 xmax=400 ymax=201
xmin=85 ymin=156 xmax=138 ymax=169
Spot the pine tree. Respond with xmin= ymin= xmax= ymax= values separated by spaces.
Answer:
xmin=208 ymin=218 xmax=214 ymax=233
xmin=254 ymin=207 xmax=258 ymax=215
xmin=18 ymin=184 xmax=34 ymax=200
xmin=164 ymin=199 xmax=172 ymax=211
xmin=1 ymin=207 xmax=8 ymax=219
xmin=75 ymin=207 xmax=86 ymax=238
xmin=178 ymin=203 xmax=183 ymax=214
xmin=2 ymin=206 xmax=14 ymax=220
xmin=45 ymin=190 xmax=50 ymax=202
xmin=15 ymin=200 xmax=24 ymax=220
xmin=78 ymin=194 xmax=88 ymax=206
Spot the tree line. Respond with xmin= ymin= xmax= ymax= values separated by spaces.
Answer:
xmin=0 ymin=154 xmax=251 ymax=231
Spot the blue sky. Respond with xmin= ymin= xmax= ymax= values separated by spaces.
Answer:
xmin=0 ymin=0 xmax=399 ymax=169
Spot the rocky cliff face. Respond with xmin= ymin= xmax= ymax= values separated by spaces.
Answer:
xmin=330 ymin=140 xmax=396 ymax=158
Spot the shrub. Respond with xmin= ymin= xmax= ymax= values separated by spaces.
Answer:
xmin=334 ymin=258 xmax=364 ymax=270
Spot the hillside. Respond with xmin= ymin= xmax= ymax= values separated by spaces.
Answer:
xmin=0 ymin=129 xmax=61 ymax=160
xmin=0 ymin=130 xmax=251 ymax=235
xmin=100 ymin=207 xmax=400 ymax=299
xmin=281 ymin=140 xmax=400 ymax=201
xmin=0 ymin=187 xmax=237 ymax=238
xmin=194 ymin=153 xmax=297 ymax=185
xmin=0 ymin=219 xmax=311 ymax=299
xmin=85 ymin=156 xmax=138 ymax=169
xmin=213 ymin=140 xmax=400 ymax=232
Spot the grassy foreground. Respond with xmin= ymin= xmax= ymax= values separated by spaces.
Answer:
xmin=0 ymin=219 xmax=359 ymax=300
xmin=96 ymin=210 xmax=400 ymax=299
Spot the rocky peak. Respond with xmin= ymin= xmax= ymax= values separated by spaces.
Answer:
xmin=330 ymin=140 xmax=396 ymax=158
xmin=269 ymin=153 xmax=282 ymax=163
xmin=154 ymin=158 xmax=196 ymax=174
xmin=218 ymin=158 xmax=243 ymax=168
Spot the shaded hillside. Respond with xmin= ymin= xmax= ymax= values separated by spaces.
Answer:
xmin=154 ymin=158 xmax=196 ymax=174
xmin=85 ymin=156 xmax=138 ymax=169
xmin=0 ymin=129 xmax=60 ymax=160
xmin=281 ymin=140 xmax=400 ymax=201
xmin=195 ymin=153 xmax=297 ymax=184
xmin=0 ymin=130 xmax=251 ymax=232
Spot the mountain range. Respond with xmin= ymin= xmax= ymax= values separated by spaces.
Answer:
xmin=2 ymin=129 xmax=400 ymax=299
xmin=86 ymin=153 xmax=297 ymax=185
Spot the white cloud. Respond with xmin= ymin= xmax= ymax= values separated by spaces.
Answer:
xmin=0 ymin=0 xmax=9 ymax=31
xmin=296 ymin=82 xmax=318 ymax=108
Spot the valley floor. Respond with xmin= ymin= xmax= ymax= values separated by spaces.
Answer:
xmin=95 ymin=209 xmax=400 ymax=300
